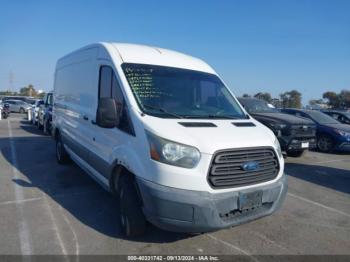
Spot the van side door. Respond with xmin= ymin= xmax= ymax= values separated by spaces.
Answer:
xmin=89 ymin=65 xmax=134 ymax=180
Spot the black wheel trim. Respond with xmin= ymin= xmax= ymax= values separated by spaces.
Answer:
xmin=318 ymin=136 xmax=333 ymax=151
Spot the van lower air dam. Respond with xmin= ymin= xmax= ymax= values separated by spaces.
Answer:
xmin=52 ymin=43 xmax=287 ymax=237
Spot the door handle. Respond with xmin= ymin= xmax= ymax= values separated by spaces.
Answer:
xmin=83 ymin=115 xmax=89 ymax=121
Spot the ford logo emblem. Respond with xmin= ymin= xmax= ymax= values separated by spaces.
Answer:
xmin=241 ymin=161 xmax=259 ymax=171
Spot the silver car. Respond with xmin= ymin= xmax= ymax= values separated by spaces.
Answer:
xmin=6 ymin=100 xmax=32 ymax=114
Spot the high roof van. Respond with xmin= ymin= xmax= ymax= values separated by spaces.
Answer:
xmin=52 ymin=43 xmax=287 ymax=236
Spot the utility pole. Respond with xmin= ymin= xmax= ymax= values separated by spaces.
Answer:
xmin=8 ymin=71 xmax=14 ymax=94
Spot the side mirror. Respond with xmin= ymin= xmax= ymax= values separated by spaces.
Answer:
xmin=96 ymin=98 xmax=119 ymax=128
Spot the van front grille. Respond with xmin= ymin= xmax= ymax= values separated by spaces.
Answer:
xmin=208 ymin=147 xmax=279 ymax=188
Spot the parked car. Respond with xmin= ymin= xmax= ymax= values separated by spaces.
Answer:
xmin=37 ymin=92 xmax=53 ymax=134
xmin=25 ymin=98 xmax=37 ymax=105
xmin=282 ymin=109 xmax=350 ymax=152
xmin=238 ymin=98 xmax=316 ymax=157
xmin=31 ymin=99 xmax=44 ymax=125
xmin=52 ymin=43 xmax=287 ymax=237
xmin=2 ymin=96 xmax=35 ymax=104
xmin=0 ymin=103 xmax=10 ymax=119
xmin=323 ymin=110 xmax=350 ymax=125
xmin=5 ymin=100 xmax=31 ymax=113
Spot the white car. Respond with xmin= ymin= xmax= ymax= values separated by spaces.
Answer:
xmin=52 ymin=43 xmax=287 ymax=236
xmin=31 ymin=99 xmax=44 ymax=125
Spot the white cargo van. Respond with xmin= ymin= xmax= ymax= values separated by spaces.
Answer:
xmin=53 ymin=43 xmax=287 ymax=236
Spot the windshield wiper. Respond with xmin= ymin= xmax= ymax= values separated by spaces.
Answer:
xmin=143 ymin=104 xmax=183 ymax=119
xmin=182 ymin=114 xmax=245 ymax=119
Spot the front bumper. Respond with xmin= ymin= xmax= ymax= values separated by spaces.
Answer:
xmin=337 ymin=140 xmax=350 ymax=151
xmin=137 ymin=175 xmax=287 ymax=233
xmin=279 ymin=136 xmax=316 ymax=152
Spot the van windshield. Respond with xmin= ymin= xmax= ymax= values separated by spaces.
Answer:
xmin=122 ymin=63 xmax=247 ymax=119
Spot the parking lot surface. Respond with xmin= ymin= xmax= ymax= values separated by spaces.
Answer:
xmin=0 ymin=114 xmax=349 ymax=256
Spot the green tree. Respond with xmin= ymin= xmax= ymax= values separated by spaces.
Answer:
xmin=242 ymin=93 xmax=250 ymax=98
xmin=323 ymin=91 xmax=340 ymax=108
xmin=339 ymin=89 xmax=350 ymax=108
xmin=19 ymin=84 xmax=37 ymax=97
xmin=309 ymin=99 xmax=324 ymax=106
xmin=254 ymin=92 xmax=272 ymax=103
xmin=280 ymin=90 xmax=302 ymax=108
xmin=322 ymin=90 xmax=350 ymax=109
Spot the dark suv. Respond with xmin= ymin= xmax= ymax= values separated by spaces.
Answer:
xmin=38 ymin=92 xmax=53 ymax=135
xmin=282 ymin=108 xmax=350 ymax=152
xmin=238 ymin=98 xmax=316 ymax=157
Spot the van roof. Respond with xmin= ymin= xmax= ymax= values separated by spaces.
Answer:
xmin=110 ymin=43 xmax=215 ymax=74
xmin=58 ymin=42 xmax=216 ymax=74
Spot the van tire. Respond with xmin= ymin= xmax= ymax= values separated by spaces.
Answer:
xmin=19 ymin=108 xmax=25 ymax=114
xmin=43 ymin=119 xmax=50 ymax=135
xmin=56 ymin=132 xmax=70 ymax=164
xmin=118 ymin=175 xmax=146 ymax=237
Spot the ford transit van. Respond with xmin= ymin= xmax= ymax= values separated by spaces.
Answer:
xmin=52 ymin=43 xmax=287 ymax=236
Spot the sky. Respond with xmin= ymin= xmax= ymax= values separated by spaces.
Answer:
xmin=0 ymin=0 xmax=349 ymax=104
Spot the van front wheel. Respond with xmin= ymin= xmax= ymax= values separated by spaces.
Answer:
xmin=118 ymin=175 xmax=146 ymax=237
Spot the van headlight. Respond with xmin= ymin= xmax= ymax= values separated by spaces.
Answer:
xmin=274 ymin=137 xmax=283 ymax=159
xmin=146 ymin=131 xmax=201 ymax=168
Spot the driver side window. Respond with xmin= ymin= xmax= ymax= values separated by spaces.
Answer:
xmin=200 ymin=81 xmax=217 ymax=107
xmin=98 ymin=66 xmax=134 ymax=135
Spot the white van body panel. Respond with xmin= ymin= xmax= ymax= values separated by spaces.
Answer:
xmin=143 ymin=116 xmax=276 ymax=154
xmin=53 ymin=42 xmax=287 ymax=232
xmin=111 ymin=43 xmax=216 ymax=74
xmin=54 ymin=42 xmax=285 ymax=196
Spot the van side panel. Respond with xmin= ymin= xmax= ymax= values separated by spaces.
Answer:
xmin=54 ymin=48 xmax=98 ymax=163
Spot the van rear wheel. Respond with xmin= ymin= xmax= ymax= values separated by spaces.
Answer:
xmin=56 ymin=133 xmax=70 ymax=164
xmin=43 ymin=119 xmax=50 ymax=135
xmin=118 ymin=175 xmax=146 ymax=237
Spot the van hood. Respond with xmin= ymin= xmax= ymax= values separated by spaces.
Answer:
xmin=142 ymin=116 xmax=276 ymax=154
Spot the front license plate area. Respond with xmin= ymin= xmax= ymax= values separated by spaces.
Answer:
xmin=301 ymin=142 xmax=309 ymax=148
xmin=239 ymin=191 xmax=263 ymax=211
